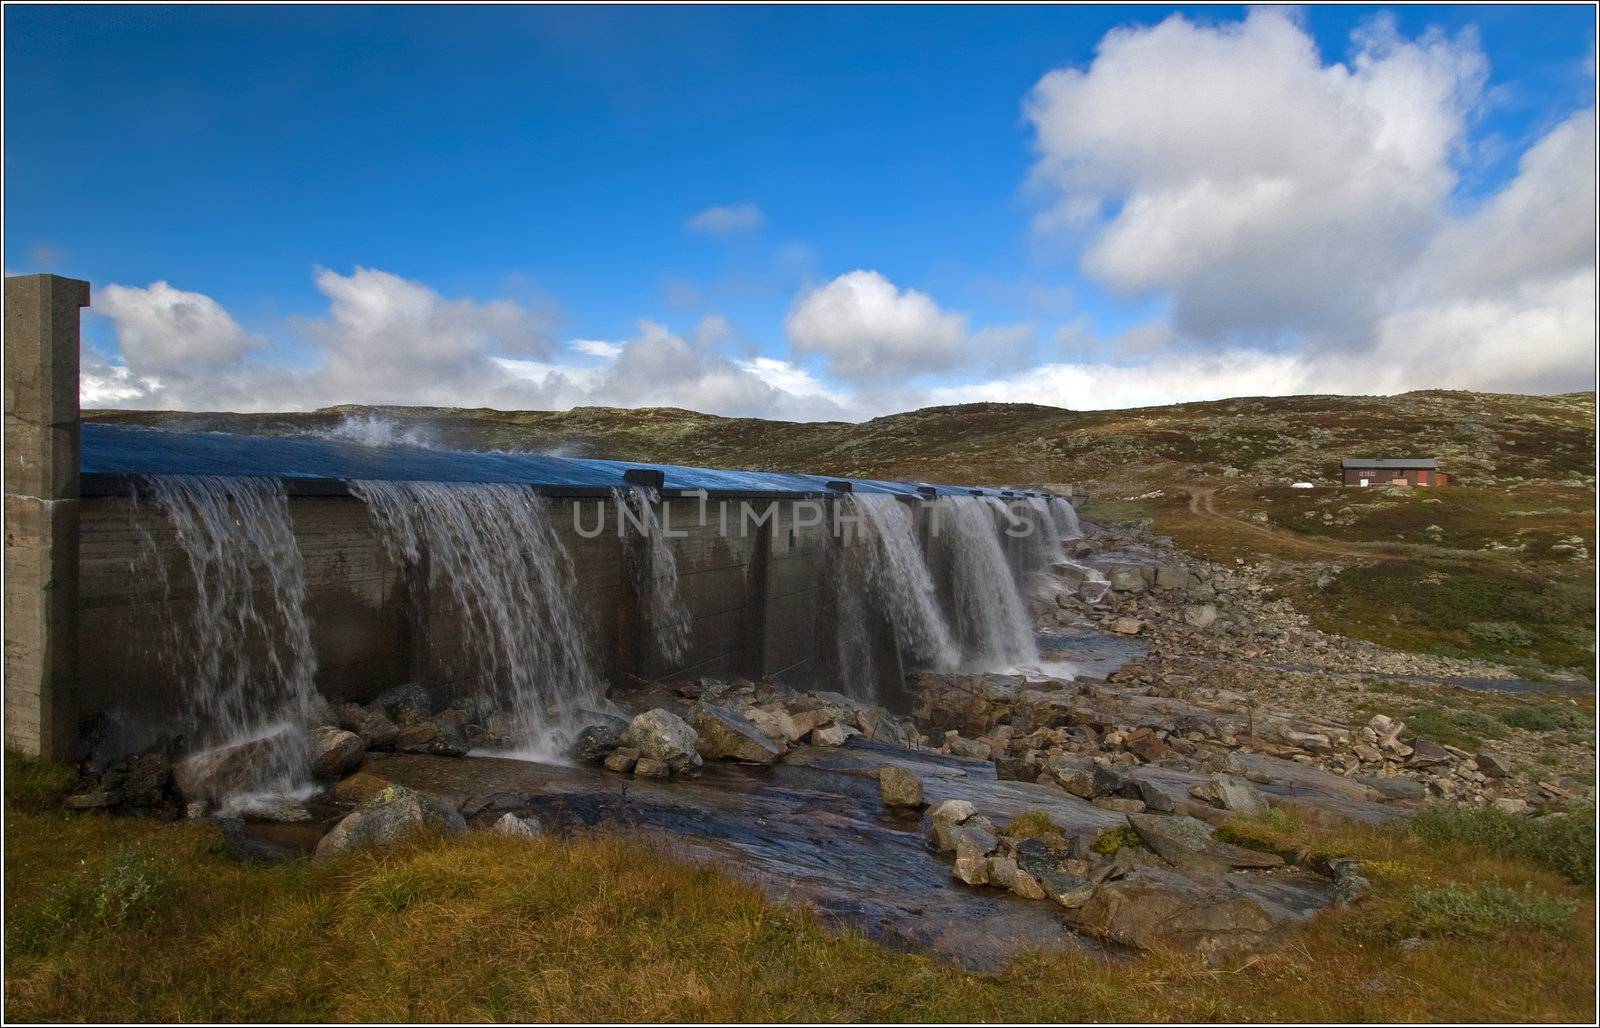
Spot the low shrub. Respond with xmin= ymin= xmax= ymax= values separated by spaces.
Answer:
xmin=1499 ymin=701 xmax=1591 ymax=735
xmin=1003 ymin=810 xmax=1060 ymax=840
xmin=8 ymin=844 xmax=178 ymax=954
xmin=1410 ymin=802 xmax=1596 ymax=884
xmin=1404 ymin=883 xmax=1577 ymax=938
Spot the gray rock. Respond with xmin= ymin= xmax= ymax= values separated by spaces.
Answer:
xmin=688 ymin=702 xmax=782 ymax=763
xmin=308 ymin=726 xmax=365 ymax=781
xmin=945 ymin=735 xmax=992 ymax=760
xmin=878 ymin=766 xmax=924 ymax=808
xmin=335 ymin=702 xmax=400 ymax=750
xmin=1108 ymin=566 xmax=1147 ymax=594
xmin=1063 ymin=865 xmax=1280 ymax=963
xmin=1191 ymin=773 xmax=1270 ymax=816
xmin=428 ymin=710 xmax=472 ymax=758
xmin=173 ymin=726 xmax=306 ymax=807
xmin=118 ymin=751 xmax=173 ymax=807
xmin=621 ymin=709 xmax=703 ymax=776
xmin=1354 ymin=774 xmax=1426 ymax=801
xmin=810 ymin=723 xmax=858 ymax=747
xmin=1183 ymin=604 xmax=1219 ymax=629
xmin=572 ymin=722 xmax=625 ymax=763
xmin=373 ymin=682 xmax=432 ymax=724
xmin=1154 ymin=566 xmax=1188 ymax=590
xmin=1476 ymin=752 xmax=1513 ymax=778
xmin=490 ymin=812 xmax=544 ymax=839
xmin=931 ymin=799 xmax=976 ymax=824
xmin=1127 ymin=813 xmax=1284 ymax=874
xmin=603 ymin=747 xmax=640 ymax=773
xmin=314 ymin=784 xmax=466 ymax=859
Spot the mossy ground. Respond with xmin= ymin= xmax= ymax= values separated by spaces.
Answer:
xmin=4 ymin=754 xmax=1594 ymax=1022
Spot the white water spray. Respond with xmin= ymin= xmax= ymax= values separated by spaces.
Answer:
xmin=350 ymin=481 xmax=605 ymax=757
xmin=932 ymin=496 xmax=1040 ymax=669
xmin=614 ymin=486 xmax=692 ymax=669
xmin=144 ymin=475 xmax=321 ymax=804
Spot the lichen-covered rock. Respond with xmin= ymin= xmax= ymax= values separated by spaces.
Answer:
xmin=878 ymin=766 xmax=924 ymax=808
xmin=314 ymin=784 xmax=466 ymax=859
xmin=604 ymin=747 xmax=640 ymax=773
xmin=810 ymin=723 xmax=858 ymax=747
xmin=1126 ymin=813 xmax=1284 ymax=874
xmin=309 ymin=726 xmax=365 ymax=781
xmin=688 ymin=703 xmax=782 ymax=763
xmin=1062 ymin=865 xmax=1281 ymax=963
xmin=1190 ymin=773 xmax=1270 ymax=816
xmin=621 ymin=709 xmax=702 ymax=776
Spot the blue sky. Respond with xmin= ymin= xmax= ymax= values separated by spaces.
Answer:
xmin=4 ymin=5 xmax=1595 ymax=418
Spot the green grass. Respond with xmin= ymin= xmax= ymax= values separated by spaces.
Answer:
xmin=4 ymin=751 xmax=78 ymax=813
xmin=1410 ymin=803 xmax=1596 ymax=885
xmin=1307 ymin=561 xmax=1595 ymax=674
xmin=1401 ymin=705 xmax=1507 ymax=750
xmin=5 ymin=759 xmax=1597 ymax=1022
xmin=1500 ymin=702 xmax=1593 ymax=735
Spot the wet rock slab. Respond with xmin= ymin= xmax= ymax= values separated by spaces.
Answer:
xmin=354 ymin=741 xmax=1123 ymax=969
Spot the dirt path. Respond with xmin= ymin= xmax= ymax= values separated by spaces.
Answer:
xmin=1181 ymin=486 xmax=1375 ymax=560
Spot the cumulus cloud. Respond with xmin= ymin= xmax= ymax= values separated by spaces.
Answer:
xmin=785 ymin=269 xmax=1034 ymax=382
xmin=87 ymin=269 xmax=852 ymax=421
xmin=684 ymin=202 xmax=765 ymax=236
xmin=97 ymin=281 xmax=266 ymax=373
xmin=1026 ymin=9 xmax=1487 ymax=341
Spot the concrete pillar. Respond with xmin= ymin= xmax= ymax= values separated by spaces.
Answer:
xmin=4 ymin=274 xmax=90 ymax=760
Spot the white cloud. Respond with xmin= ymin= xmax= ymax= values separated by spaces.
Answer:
xmin=569 ymin=338 xmax=624 ymax=359
xmin=1026 ymin=9 xmax=1487 ymax=341
xmin=684 ymin=202 xmax=765 ymax=236
xmin=96 ymin=281 xmax=265 ymax=373
xmin=785 ymin=269 xmax=1033 ymax=382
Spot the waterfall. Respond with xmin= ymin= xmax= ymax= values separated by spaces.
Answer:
xmin=614 ymin=486 xmax=692 ymax=669
xmin=349 ymin=481 xmax=604 ymax=756
xmin=143 ymin=475 xmax=320 ymax=804
xmin=1045 ymin=495 xmax=1108 ymax=601
xmin=1047 ymin=495 xmax=1084 ymax=541
xmin=845 ymin=494 xmax=961 ymax=673
xmin=931 ymin=496 xmax=1039 ymax=669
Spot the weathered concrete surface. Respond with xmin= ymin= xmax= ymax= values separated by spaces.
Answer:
xmin=4 ymin=274 xmax=89 ymax=759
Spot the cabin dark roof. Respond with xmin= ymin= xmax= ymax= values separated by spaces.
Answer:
xmin=78 ymin=422 xmax=1031 ymax=500
xmin=1341 ymin=457 xmax=1438 ymax=470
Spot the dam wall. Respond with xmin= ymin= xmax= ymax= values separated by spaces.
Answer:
xmin=4 ymin=274 xmax=1066 ymax=761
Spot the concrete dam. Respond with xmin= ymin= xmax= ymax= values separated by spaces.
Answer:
xmin=6 ymin=274 xmax=1090 ymax=801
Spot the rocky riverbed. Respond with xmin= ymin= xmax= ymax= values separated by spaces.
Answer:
xmin=62 ymin=516 xmax=1594 ymax=969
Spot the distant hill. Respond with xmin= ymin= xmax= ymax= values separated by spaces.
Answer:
xmin=85 ymin=390 xmax=1596 ymax=490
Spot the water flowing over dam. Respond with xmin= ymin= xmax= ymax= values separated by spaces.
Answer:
xmin=349 ymin=479 xmax=606 ymax=757
xmin=68 ymin=421 xmax=1087 ymax=796
xmin=613 ymin=485 xmax=692 ymax=669
xmin=142 ymin=474 xmax=322 ymax=800
xmin=931 ymin=496 xmax=1040 ymax=670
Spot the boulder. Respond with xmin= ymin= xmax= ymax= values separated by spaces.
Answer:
xmin=62 ymin=791 xmax=121 ymax=810
xmin=1063 ymin=866 xmax=1281 ymax=963
xmin=620 ymin=709 xmax=702 ymax=776
xmin=173 ymin=726 xmax=305 ymax=807
xmin=810 ymin=723 xmax=858 ymax=747
xmin=1183 ymin=604 xmax=1219 ymax=629
xmin=1110 ymin=617 xmax=1145 ymax=636
xmin=428 ymin=710 xmax=472 ymax=758
xmin=572 ymin=722 xmax=625 ymax=763
xmin=740 ymin=705 xmax=799 ymax=744
xmin=1354 ymin=775 xmax=1426 ymax=802
xmin=119 ymin=751 xmax=173 ymax=807
xmin=931 ymin=799 xmax=976 ymax=824
xmin=945 ymin=734 xmax=992 ymax=760
xmin=1107 ymin=566 xmax=1147 ymax=594
xmin=1406 ymin=737 xmax=1451 ymax=767
xmin=395 ymin=723 xmax=439 ymax=753
xmin=335 ymin=702 xmax=400 ymax=750
xmin=1190 ymin=773 xmax=1270 ymax=816
xmin=373 ymin=682 xmax=432 ymax=724
xmin=1476 ymin=752 xmax=1513 ymax=779
xmin=1123 ymin=727 xmax=1175 ymax=763
xmin=308 ymin=726 xmax=366 ymax=781
xmin=688 ymin=703 xmax=782 ymax=763
xmin=878 ymin=766 xmax=924 ymax=808
xmin=1154 ymin=566 xmax=1188 ymax=590
xmin=314 ymin=784 xmax=466 ymax=859
xmin=1126 ymin=813 xmax=1284 ymax=874
xmin=603 ymin=747 xmax=641 ymax=773
xmin=490 ymin=813 xmax=544 ymax=839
